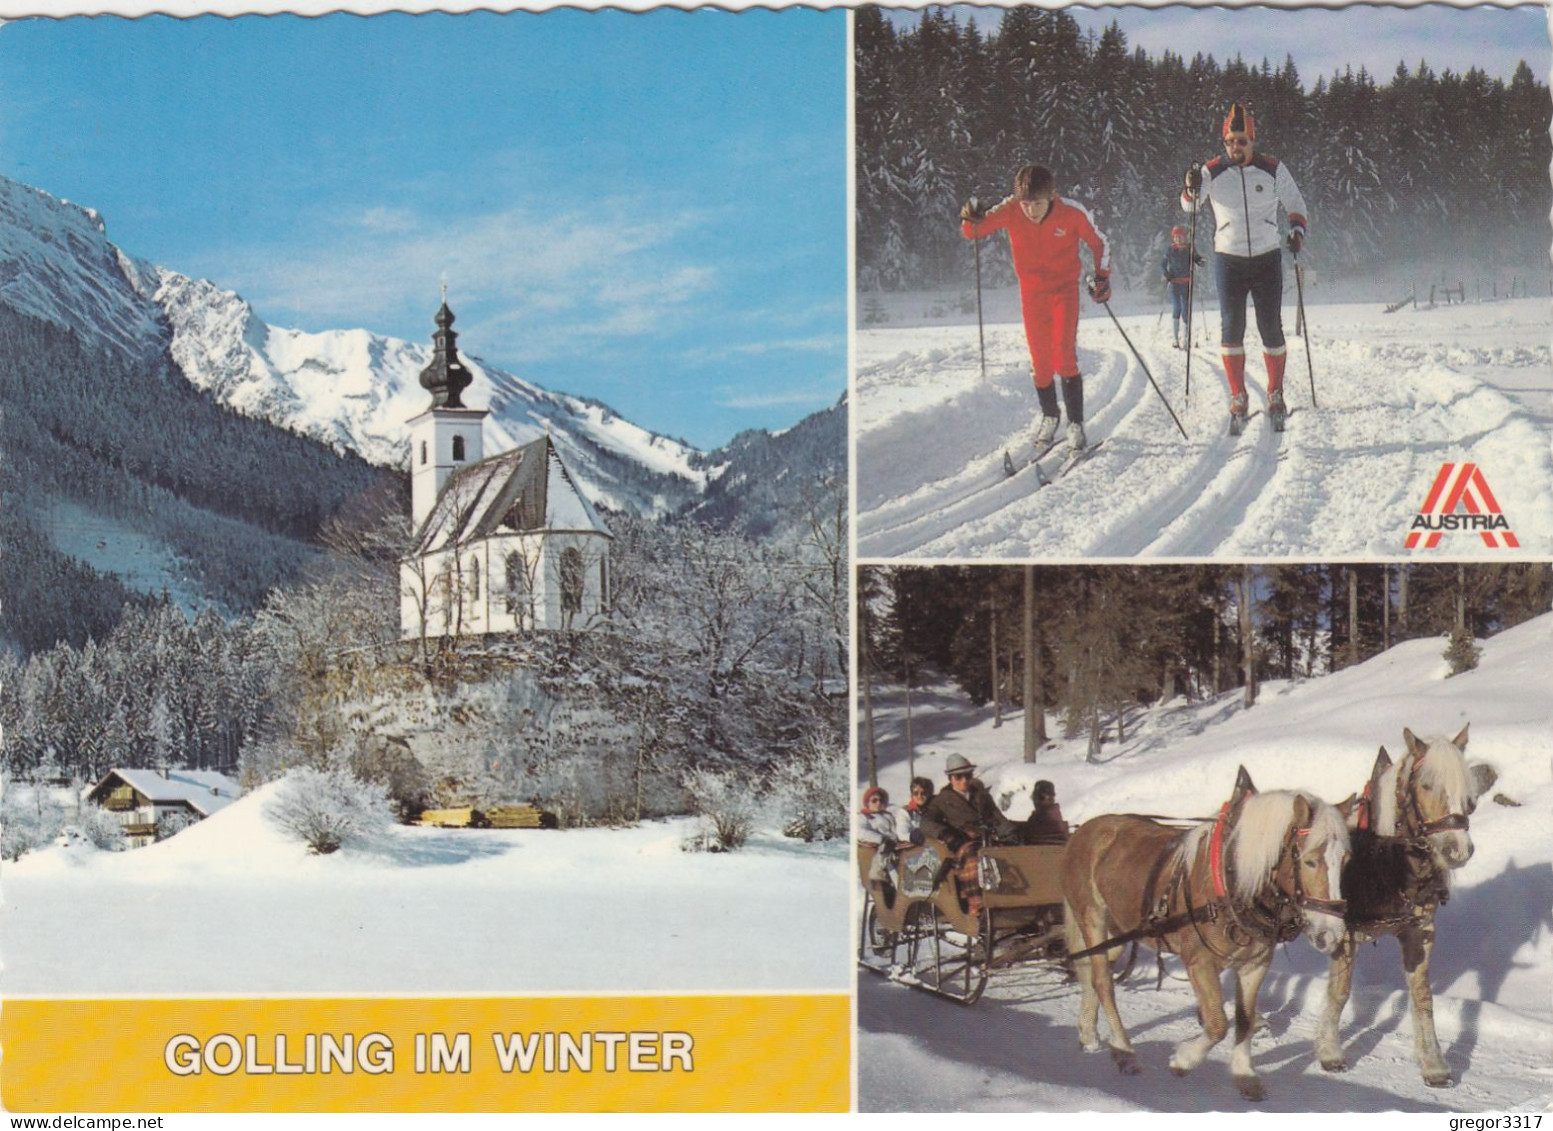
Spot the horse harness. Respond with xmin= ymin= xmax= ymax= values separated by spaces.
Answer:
xmin=1349 ymin=754 xmax=1468 ymax=929
xmin=1067 ymin=805 xmax=1345 ymax=963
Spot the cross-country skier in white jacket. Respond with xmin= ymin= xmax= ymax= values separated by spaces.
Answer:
xmin=1182 ymin=102 xmax=1309 ymax=431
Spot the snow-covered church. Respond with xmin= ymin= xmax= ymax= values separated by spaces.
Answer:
xmin=399 ymin=301 xmax=612 ymax=639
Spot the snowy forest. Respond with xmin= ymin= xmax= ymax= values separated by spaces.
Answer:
xmin=858 ymin=562 xmax=1553 ymax=771
xmin=0 ymin=304 xmax=391 ymax=652
xmin=855 ymin=7 xmax=1552 ymax=293
xmin=1 ymin=471 xmax=849 ymax=835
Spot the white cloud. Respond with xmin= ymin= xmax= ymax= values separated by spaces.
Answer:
xmin=682 ymin=333 xmax=844 ymax=366
xmin=353 ymin=206 xmax=419 ymax=234
xmin=716 ymin=373 xmax=845 ymax=410
xmin=227 ymin=196 xmax=719 ymax=363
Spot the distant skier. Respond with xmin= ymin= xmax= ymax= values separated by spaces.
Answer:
xmin=1161 ymin=226 xmax=1202 ymax=349
xmin=1181 ymin=103 xmax=1309 ymax=432
xmin=962 ymin=163 xmax=1112 ymax=453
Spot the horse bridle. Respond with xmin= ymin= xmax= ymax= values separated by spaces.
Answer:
xmin=1280 ymin=826 xmax=1348 ymax=922
xmin=1396 ymin=754 xmax=1472 ymax=841
xmin=1196 ymin=808 xmax=1346 ymax=950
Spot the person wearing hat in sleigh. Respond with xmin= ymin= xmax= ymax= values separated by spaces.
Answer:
xmin=856 ymin=785 xmax=904 ymax=848
xmin=1161 ymin=226 xmax=1204 ymax=350
xmin=902 ymin=776 xmax=935 ymax=846
xmin=1181 ymin=102 xmax=1310 ymax=432
xmin=857 ymin=785 xmax=906 ymax=883
xmin=921 ymin=754 xmax=1021 ymax=917
xmin=960 ymin=163 xmax=1113 ymax=456
xmin=1020 ymin=779 xmax=1069 ymax=845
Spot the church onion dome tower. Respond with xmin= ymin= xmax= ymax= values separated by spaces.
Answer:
xmin=418 ymin=301 xmax=474 ymax=408
xmin=407 ymin=295 xmax=488 ymax=531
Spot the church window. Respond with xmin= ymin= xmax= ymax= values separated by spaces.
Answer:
xmin=560 ymin=548 xmax=585 ymax=615
xmin=505 ymin=552 xmax=527 ymax=617
xmin=420 ymin=441 xmax=427 ymax=466
xmin=452 ymin=435 xmax=466 ymax=461
xmin=469 ymin=556 xmax=481 ymax=603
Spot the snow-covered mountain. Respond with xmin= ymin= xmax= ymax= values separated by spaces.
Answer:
xmin=0 ymin=173 xmax=705 ymax=517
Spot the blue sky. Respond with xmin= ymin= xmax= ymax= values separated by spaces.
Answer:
xmin=0 ymin=11 xmax=846 ymax=451
xmin=892 ymin=5 xmax=1548 ymax=86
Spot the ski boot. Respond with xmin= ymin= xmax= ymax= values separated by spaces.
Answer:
xmin=1033 ymin=413 xmax=1061 ymax=457
xmin=1066 ymin=421 xmax=1087 ymax=452
xmin=1228 ymin=392 xmax=1249 ymax=437
xmin=1268 ymin=388 xmax=1287 ymax=433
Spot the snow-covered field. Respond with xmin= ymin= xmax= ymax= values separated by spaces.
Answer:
xmin=856 ymin=297 xmax=1553 ymax=559
xmin=858 ymin=613 xmax=1553 ymax=1111
xmin=1 ymin=791 xmax=849 ymax=995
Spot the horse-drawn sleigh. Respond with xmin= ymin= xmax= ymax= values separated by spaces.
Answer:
xmin=857 ymin=836 xmax=1067 ymax=1005
xmin=858 ymin=725 xmax=1488 ymax=1100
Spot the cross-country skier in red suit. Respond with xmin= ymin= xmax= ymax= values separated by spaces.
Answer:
xmin=1182 ymin=103 xmax=1309 ymax=431
xmin=961 ymin=163 xmax=1112 ymax=454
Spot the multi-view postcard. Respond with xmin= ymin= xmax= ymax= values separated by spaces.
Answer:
xmin=1 ymin=0 xmax=1551 ymax=1120
xmin=852 ymin=1 xmax=1553 ymax=1117
xmin=0 ymin=7 xmax=849 ymax=1113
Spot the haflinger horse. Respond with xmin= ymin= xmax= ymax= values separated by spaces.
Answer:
xmin=1061 ymin=768 xmax=1350 ymax=1102
xmin=1315 ymin=724 xmax=1487 ymax=1088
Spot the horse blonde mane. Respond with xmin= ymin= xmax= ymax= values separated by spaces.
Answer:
xmin=1376 ymin=733 xmax=1472 ymax=836
xmin=1225 ymin=791 xmax=1348 ymax=904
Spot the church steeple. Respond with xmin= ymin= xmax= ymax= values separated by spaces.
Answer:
xmin=418 ymin=296 xmax=474 ymax=408
xmin=407 ymin=290 xmax=488 ymax=530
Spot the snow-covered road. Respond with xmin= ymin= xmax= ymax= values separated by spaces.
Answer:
xmin=856 ymin=299 xmax=1553 ymax=559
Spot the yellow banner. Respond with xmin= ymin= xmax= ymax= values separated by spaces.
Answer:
xmin=1 ymin=995 xmax=849 ymax=1112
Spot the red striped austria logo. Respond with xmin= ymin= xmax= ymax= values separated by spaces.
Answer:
xmin=1405 ymin=463 xmax=1519 ymax=549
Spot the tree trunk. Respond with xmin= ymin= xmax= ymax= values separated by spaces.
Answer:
xmin=1212 ymin=606 xmax=1223 ymax=695
xmin=1023 ymin=565 xmax=1043 ymax=761
xmin=1455 ymin=562 xmax=1468 ymax=636
xmin=990 ymin=595 xmax=1002 ymax=728
xmin=904 ymin=670 xmax=915 ymax=781
xmin=1398 ymin=564 xmax=1410 ymax=635
xmin=1348 ymin=567 xmax=1360 ymax=668
xmin=861 ymin=666 xmax=878 ymax=789
xmin=1382 ymin=563 xmax=1391 ymax=651
xmin=1239 ymin=567 xmax=1257 ymax=708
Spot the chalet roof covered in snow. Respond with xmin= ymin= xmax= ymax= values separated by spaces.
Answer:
xmin=89 ymin=769 xmax=242 ymax=817
xmin=415 ymin=433 xmax=612 ymax=554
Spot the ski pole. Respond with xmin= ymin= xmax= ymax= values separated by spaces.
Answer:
xmin=971 ymin=197 xmax=987 ymax=385
xmin=1097 ymin=291 xmax=1190 ymax=440
xmin=1293 ymin=251 xmax=1318 ymax=408
xmin=1184 ymin=162 xmax=1201 ymax=402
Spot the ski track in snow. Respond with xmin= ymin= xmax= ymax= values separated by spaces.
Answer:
xmin=856 ymin=300 xmax=1553 ymax=559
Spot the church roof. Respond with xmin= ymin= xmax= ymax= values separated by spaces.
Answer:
xmin=414 ymin=434 xmax=612 ymax=554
